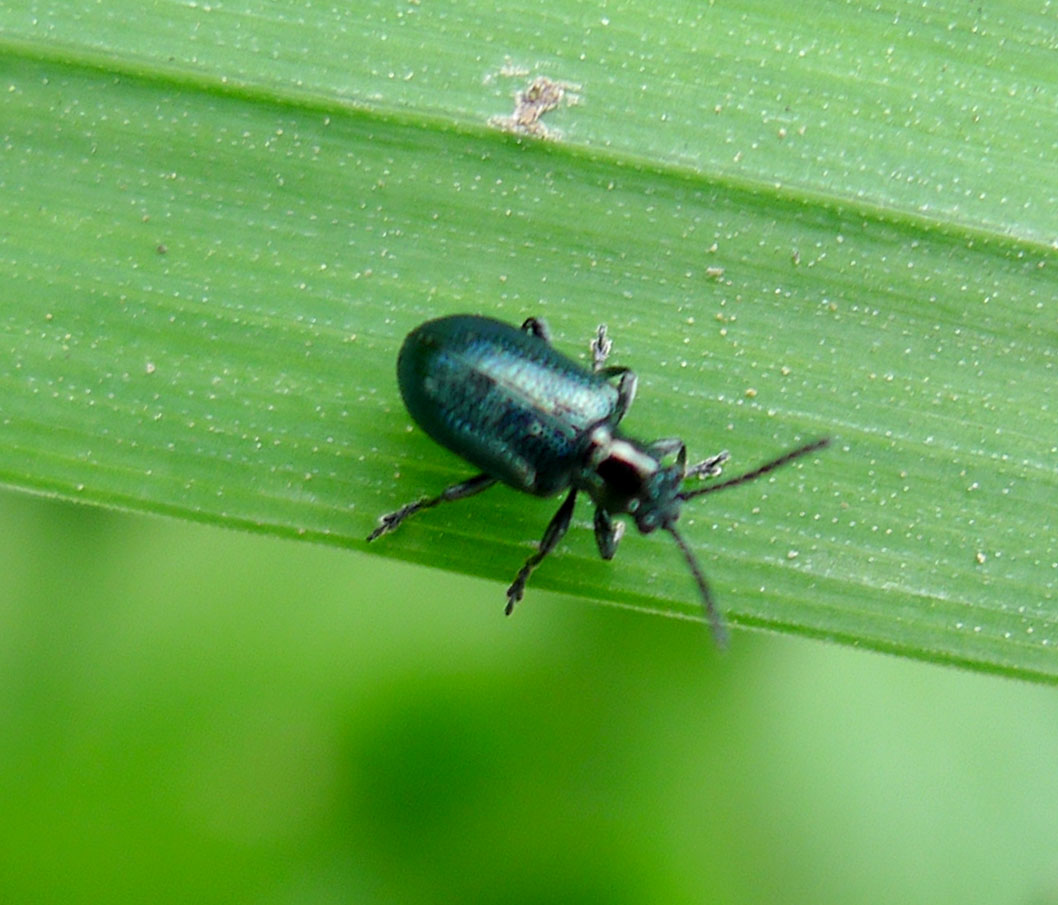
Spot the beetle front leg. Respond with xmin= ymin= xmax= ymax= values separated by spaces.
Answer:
xmin=593 ymin=506 xmax=625 ymax=560
xmin=685 ymin=450 xmax=729 ymax=481
xmin=367 ymin=473 xmax=497 ymax=541
xmin=646 ymin=438 xmax=686 ymax=461
xmin=505 ymin=488 xmax=577 ymax=614
xmin=645 ymin=439 xmax=727 ymax=479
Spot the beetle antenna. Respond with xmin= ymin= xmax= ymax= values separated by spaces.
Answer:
xmin=679 ymin=438 xmax=829 ymax=502
xmin=665 ymin=524 xmax=729 ymax=648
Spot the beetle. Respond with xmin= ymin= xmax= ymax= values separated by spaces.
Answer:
xmin=368 ymin=314 xmax=828 ymax=645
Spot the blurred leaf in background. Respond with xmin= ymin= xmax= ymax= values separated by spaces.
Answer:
xmin=2 ymin=493 xmax=1058 ymax=904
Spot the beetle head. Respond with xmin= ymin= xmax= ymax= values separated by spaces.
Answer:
xmin=631 ymin=465 xmax=685 ymax=534
xmin=585 ymin=432 xmax=829 ymax=648
xmin=583 ymin=425 xmax=684 ymax=531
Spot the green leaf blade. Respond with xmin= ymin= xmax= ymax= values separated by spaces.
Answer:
xmin=2 ymin=2 xmax=1056 ymax=680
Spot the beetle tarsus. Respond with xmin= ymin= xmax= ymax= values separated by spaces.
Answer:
xmin=367 ymin=510 xmax=406 ymax=542
xmin=685 ymin=450 xmax=730 ymax=481
xmin=367 ymin=473 xmax=496 ymax=541
xmin=591 ymin=324 xmax=612 ymax=371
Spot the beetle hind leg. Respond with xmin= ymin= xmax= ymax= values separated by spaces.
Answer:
xmin=505 ymin=488 xmax=577 ymax=615
xmin=367 ymin=473 xmax=496 ymax=541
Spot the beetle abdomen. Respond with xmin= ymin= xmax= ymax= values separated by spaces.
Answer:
xmin=397 ymin=315 xmax=619 ymax=496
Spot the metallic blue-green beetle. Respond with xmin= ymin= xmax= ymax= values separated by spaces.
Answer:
xmin=369 ymin=314 xmax=827 ymax=645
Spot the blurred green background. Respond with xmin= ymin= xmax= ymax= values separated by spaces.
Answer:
xmin=3 ymin=486 xmax=1057 ymax=904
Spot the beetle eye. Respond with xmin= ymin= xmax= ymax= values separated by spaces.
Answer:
xmin=596 ymin=453 xmax=644 ymax=497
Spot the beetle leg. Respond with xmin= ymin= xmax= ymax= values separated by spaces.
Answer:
xmin=613 ymin=369 xmax=637 ymax=421
xmin=593 ymin=367 xmax=638 ymax=423
xmin=367 ymin=473 xmax=497 ymax=541
xmin=685 ymin=450 xmax=730 ymax=481
xmin=679 ymin=439 xmax=828 ymax=502
xmin=520 ymin=317 xmax=551 ymax=343
xmin=593 ymin=506 xmax=625 ymax=560
xmin=505 ymin=488 xmax=577 ymax=614
xmin=591 ymin=324 xmax=612 ymax=370
xmin=646 ymin=438 xmax=685 ymax=461
xmin=591 ymin=324 xmax=637 ymax=421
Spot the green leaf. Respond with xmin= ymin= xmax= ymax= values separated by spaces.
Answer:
xmin=2 ymin=1 xmax=1056 ymax=681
